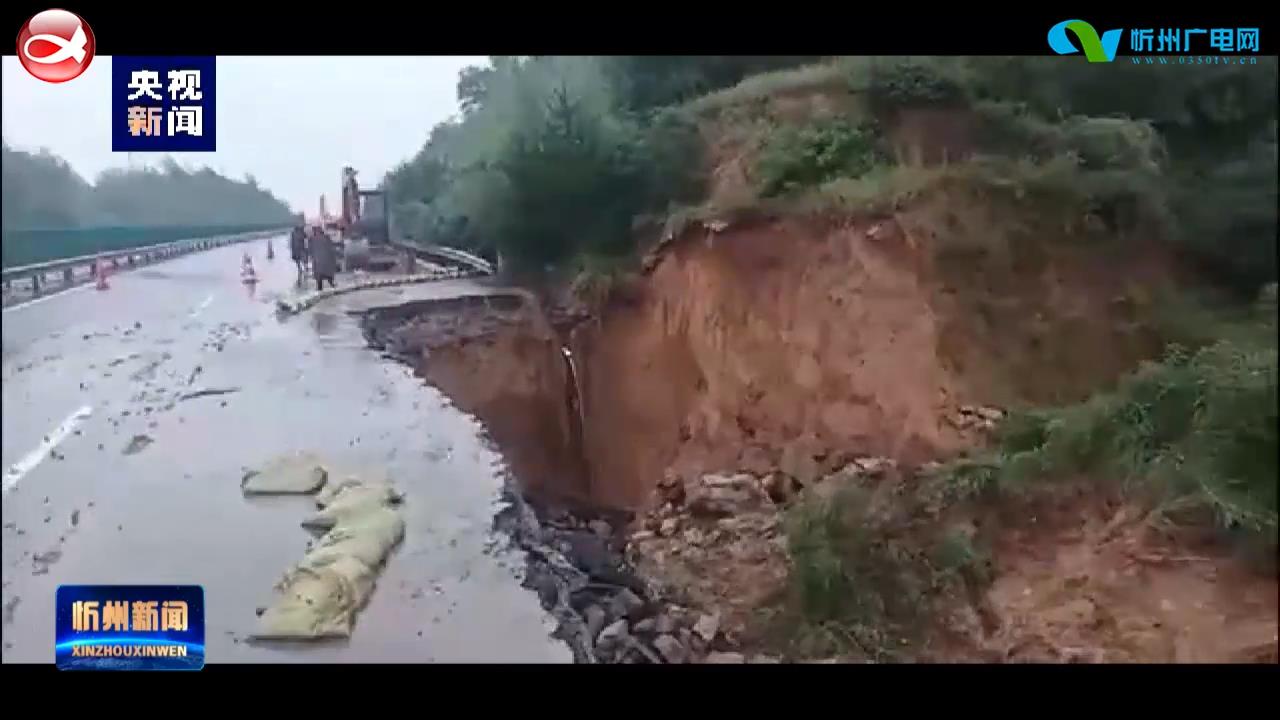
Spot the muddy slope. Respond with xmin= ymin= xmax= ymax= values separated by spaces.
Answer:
xmin=564 ymin=199 xmax=1171 ymax=509
xmin=358 ymin=296 xmax=761 ymax=664
xmin=360 ymin=203 xmax=1275 ymax=664
xmin=378 ymin=199 xmax=1171 ymax=512
xmin=361 ymin=293 xmax=590 ymax=504
xmin=947 ymin=488 xmax=1279 ymax=663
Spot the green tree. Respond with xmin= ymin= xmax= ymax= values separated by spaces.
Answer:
xmin=2 ymin=143 xmax=294 ymax=230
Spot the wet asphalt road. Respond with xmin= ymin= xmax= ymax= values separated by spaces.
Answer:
xmin=1 ymin=236 xmax=569 ymax=663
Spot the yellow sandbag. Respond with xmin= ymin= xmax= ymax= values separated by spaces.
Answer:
xmin=251 ymin=565 xmax=361 ymax=640
xmin=242 ymin=452 xmax=328 ymax=495
xmin=295 ymin=552 xmax=376 ymax=608
xmin=315 ymin=467 xmax=392 ymax=507
xmin=252 ymin=478 xmax=405 ymax=641
xmin=315 ymin=477 xmax=362 ymax=508
xmin=311 ymin=507 xmax=405 ymax=568
xmin=303 ymin=484 xmax=402 ymax=532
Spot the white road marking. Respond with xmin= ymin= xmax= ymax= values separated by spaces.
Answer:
xmin=189 ymin=294 xmax=214 ymax=318
xmin=3 ymin=405 xmax=94 ymax=494
xmin=2 ymin=283 xmax=95 ymax=314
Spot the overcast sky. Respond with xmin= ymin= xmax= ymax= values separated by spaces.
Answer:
xmin=2 ymin=56 xmax=485 ymax=214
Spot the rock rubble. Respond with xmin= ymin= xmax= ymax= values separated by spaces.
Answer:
xmin=623 ymin=456 xmax=909 ymax=662
xmin=947 ymin=405 xmax=1006 ymax=432
xmin=493 ymin=486 xmax=745 ymax=664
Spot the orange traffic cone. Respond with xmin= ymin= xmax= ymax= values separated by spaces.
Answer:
xmin=95 ymin=259 xmax=110 ymax=290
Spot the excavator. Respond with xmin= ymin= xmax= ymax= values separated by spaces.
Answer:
xmin=335 ymin=166 xmax=402 ymax=271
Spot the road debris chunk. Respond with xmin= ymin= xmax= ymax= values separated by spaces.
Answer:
xmin=241 ymin=452 xmax=329 ymax=495
xmin=179 ymin=386 xmax=241 ymax=402
xmin=122 ymin=434 xmax=153 ymax=456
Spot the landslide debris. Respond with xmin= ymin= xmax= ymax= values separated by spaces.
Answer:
xmin=625 ymin=457 xmax=905 ymax=653
xmin=495 ymin=485 xmax=778 ymax=663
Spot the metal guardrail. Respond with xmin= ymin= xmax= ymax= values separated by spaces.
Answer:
xmin=1 ymin=229 xmax=284 ymax=301
xmin=390 ymin=240 xmax=494 ymax=276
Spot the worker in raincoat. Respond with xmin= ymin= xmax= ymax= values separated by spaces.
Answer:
xmin=308 ymin=225 xmax=338 ymax=291
xmin=289 ymin=224 xmax=308 ymax=282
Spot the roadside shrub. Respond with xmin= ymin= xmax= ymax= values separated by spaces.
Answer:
xmin=967 ymin=102 xmax=1169 ymax=232
xmin=756 ymin=119 xmax=882 ymax=197
xmin=972 ymin=102 xmax=1164 ymax=171
xmin=782 ymin=482 xmax=977 ymax=658
xmin=800 ymin=164 xmax=944 ymax=216
xmin=488 ymin=90 xmax=646 ymax=269
xmin=1171 ymin=137 xmax=1278 ymax=296
xmin=637 ymin=109 xmax=707 ymax=212
xmin=603 ymin=56 xmax=824 ymax=112
xmin=1061 ymin=117 xmax=1164 ymax=172
xmin=867 ymin=58 xmax=969 ymax=111
xmin=963 ymin=57 xmax=1278 ymax=294
xmin=386 ymin=56 xmax=1274 ymax=293
xmin=568 ymin=252 xmax=640 ymax=308
xmin=949 ymin=152 xmax=1168 ymax=240
xmin=941 ymin=291 xmax=1278 ymax=549
xmin=683 ymin=61 xmax=854 ymax=117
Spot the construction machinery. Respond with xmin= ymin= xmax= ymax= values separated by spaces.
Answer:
xmin=326 ymin=166 xmax=492 ymax=277
xmin=337 ymin=166 xmax=401 ymax=271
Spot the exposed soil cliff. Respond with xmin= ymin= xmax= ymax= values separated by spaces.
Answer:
xmin=562 ymin=188 xmax=1172 ymax=510
xmin=358 ymin=77 xmax=1274 ymax=664
xmin=360 ymin=293 xmax=590 ymax=504
xmin=386 ymin=194 xmax=1174 ymax=513
xmin=367 ymin=196 xmax=1276 ymax=663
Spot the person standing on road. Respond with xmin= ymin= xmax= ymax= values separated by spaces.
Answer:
xmin=289 ymin=225 xmax=308 ymax=282
xmin=308 ymin=226 xmax=338 ymax=291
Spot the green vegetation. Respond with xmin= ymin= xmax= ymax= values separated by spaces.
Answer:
xmin=1 ymin=146 xmax=294 ymax=230
xmin=682 ymin=62 xmax=853 ymax=117
xmin=384 ymin=57 xmax=751 ymax=277
xmin=386 ymin=61 xmax=1276 ymax=649
xmin=866 ymin=57 xmax=970 ymax=110
xmin=942 ymin=289 xmax=1277 ymax=545
xmin=779 ymin=481 xmax=989 ymax=660
xmin=688 ymin=57 xmax=1276 ymax=653
xmin=756 ymin=119 xmax=882 ymax=197
xmin=960 ymin=56 xmax=1278 ymax=295
xmin=598 ymin=56 xmax=825 ymax=113
xmin=2 ymin=224 xmax=290 ymax=269
xmin=778 ymin=287 xmax=1276 ymax=656
xmin=784 ymin=484 xmax=924 ymax=657
xmin=387 ymin=56 xmax=1273 ymax=292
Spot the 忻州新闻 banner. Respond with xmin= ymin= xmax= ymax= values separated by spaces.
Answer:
xmin=112 ymin=56 xmax=215 ymax=152
xmin=55 ymin=585 xmax=205 ymax=670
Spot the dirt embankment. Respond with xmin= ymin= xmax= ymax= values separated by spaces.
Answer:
xmin=359 ymin=81 xmax=1274 ymax=661
xmin=968 ymin=489 xmax=1279 ymax=663
xmin=360 ymin=293 xmax=590 ymax=504
xmin=365 ymin=191 xmax=1273 ymax=663
xmin=563 ymin=191 xmax=1172 ymax=510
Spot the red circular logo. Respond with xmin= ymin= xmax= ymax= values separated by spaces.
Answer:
xmin=16 ymin=9 xmax=95 ymax=83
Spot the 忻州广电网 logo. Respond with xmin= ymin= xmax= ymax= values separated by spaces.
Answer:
xmin=1050 ymin=19 xmax=1262 ymax=64
xmin=1048 ymin=19 xmax=1122 ymax=62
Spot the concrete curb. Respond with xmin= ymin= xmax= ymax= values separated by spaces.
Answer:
xmin=275 ymin=268 xmax=477 ymax=315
